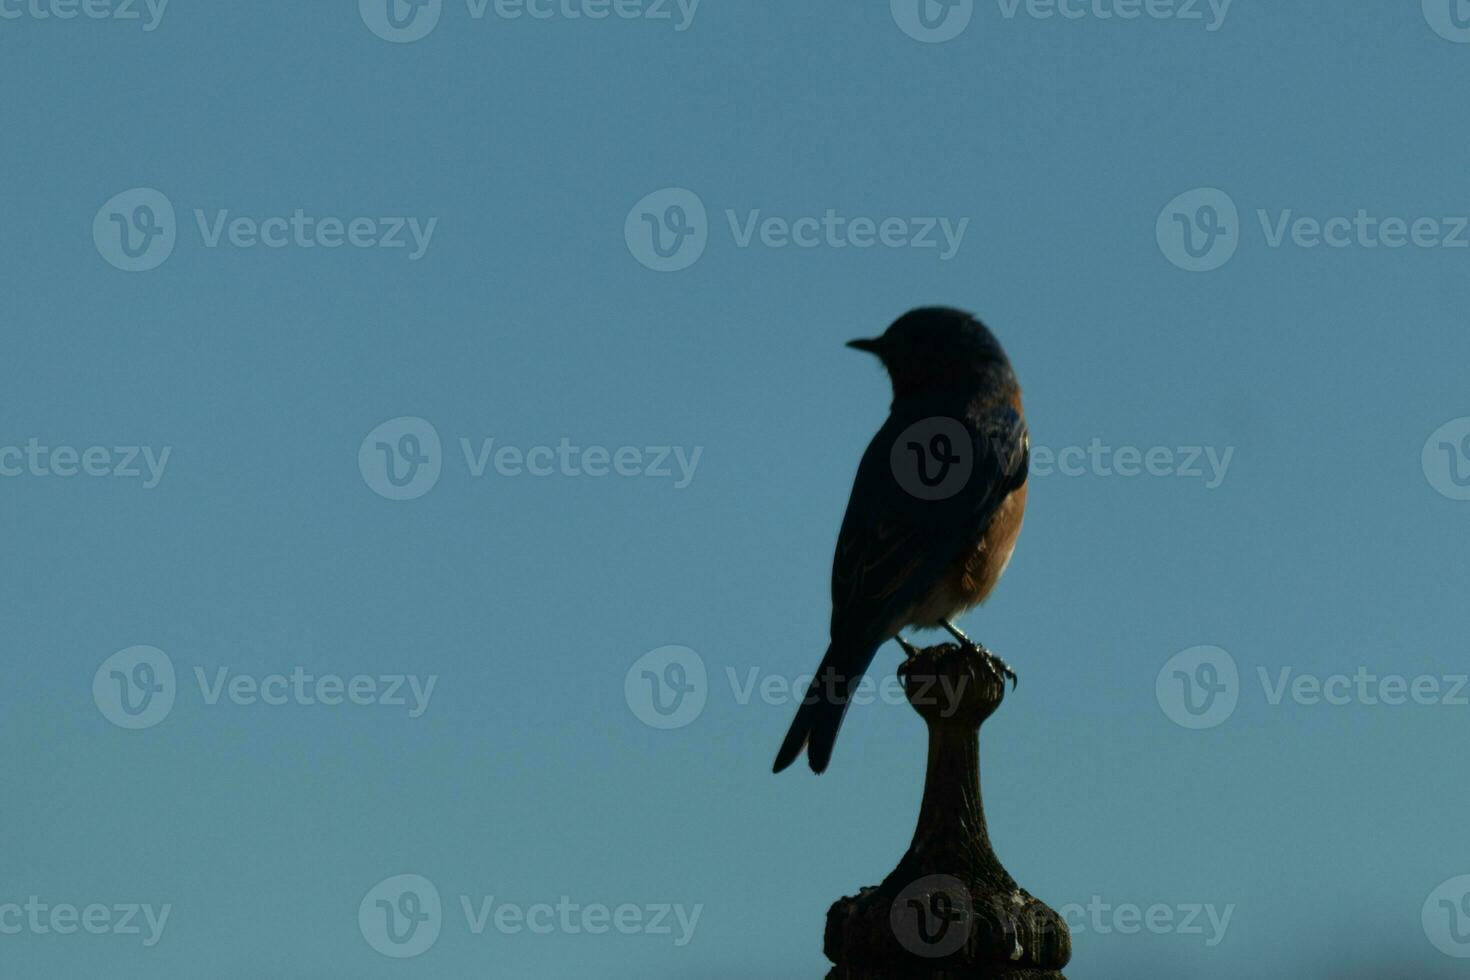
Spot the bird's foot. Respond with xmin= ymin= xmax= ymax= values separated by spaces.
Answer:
xmin=981 ymin=649 xmax=1019 ymax=691
xmin=940 ymin=619 xmax=1018 ymax=690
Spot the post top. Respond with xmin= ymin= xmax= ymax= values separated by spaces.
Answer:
xmin=897 ymin=643 xmax=1008 ymax=728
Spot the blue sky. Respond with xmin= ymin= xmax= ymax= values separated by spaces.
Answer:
xmin=3 ymin=2 xmax=1470 ymax=977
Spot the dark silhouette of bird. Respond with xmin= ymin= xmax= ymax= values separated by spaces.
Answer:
xmin=773 ymin=307 xmax=1030 ymax=774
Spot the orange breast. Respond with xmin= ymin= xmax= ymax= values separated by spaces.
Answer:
xmin=955 ymin=481 xmax=1028 ymax=608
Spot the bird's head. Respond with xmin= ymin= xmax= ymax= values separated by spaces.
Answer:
xmin=847 ymin=307 xmax=1013 ymax=400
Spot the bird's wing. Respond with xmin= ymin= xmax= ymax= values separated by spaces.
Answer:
xmin=829 ymin=403 xmax=1029 ymax=644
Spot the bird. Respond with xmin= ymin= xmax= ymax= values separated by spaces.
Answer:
xmin=772 ymin=307 xmax=1030 ymax=775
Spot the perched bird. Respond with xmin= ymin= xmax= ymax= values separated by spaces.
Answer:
xmin=773 ymin=307 xmax=1030 ymax=774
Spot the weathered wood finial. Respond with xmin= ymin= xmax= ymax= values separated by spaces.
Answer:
xmin=824 ymin=643 xmax=1071 ymax=978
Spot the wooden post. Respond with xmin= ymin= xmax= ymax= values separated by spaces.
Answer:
xmin=824 ymin=643 xmax=1071 ymax=978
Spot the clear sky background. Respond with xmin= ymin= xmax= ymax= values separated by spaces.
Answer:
xmin=3 ymin=2 xmax=1470 ymax=977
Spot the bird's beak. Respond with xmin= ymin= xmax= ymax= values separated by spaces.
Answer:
xmin=846 ymin=337 xmax=883 ymax=356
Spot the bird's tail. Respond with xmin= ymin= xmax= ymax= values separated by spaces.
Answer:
xmin=772 ymin=640 xmax=879 ymax=774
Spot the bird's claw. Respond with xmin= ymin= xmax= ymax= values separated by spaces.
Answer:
xmin=939 ymin=619 xmax=1017 ymax=691
xmin=986 ymin=651 xmax=1019 ymax=691
xmin=962 ymin=640 xmax=1019 ymax=692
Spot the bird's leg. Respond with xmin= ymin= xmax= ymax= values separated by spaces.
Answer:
xmin=941 ymin=619 xmax=1018 ymax=690
xmin=940 ymin=619 xmax=977 ymax=649
xmin=895 ymin=634 xmax=921 ymax=660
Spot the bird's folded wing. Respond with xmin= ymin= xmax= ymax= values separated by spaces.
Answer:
xmin=829 ymin=405 xmax=1029 ymax=643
